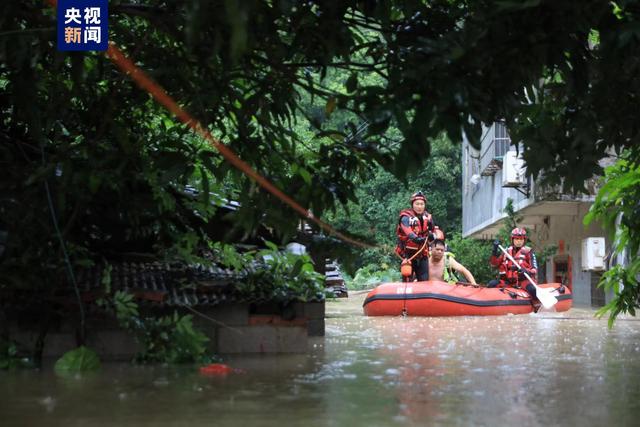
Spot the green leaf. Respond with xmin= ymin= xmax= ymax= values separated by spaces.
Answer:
xmin=200 ymin=166 xmax=210 ymax=207
xmin=199 ymin=151 xmax=218 ymax=174
xmin=298 ymin=167 xmax=312 ymax=185
xmin=54 ymin=346 xmax=101 ymax=374
xmin=163 ymin=117 xmax=175 ymax=130
xmin=314 ymin=130 xmax=346 ymax=141
xmin=264 ymin=241 xmax=278 ymax=251
xmin=290 ymin=258 xmax=304 ymax=277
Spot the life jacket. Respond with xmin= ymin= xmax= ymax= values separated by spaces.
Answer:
xmin=395 ymin=208 xmax=434 ymax=256
xmin=443 ymin=252 xmax=458 ymax=284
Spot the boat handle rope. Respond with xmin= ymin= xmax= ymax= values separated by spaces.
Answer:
xmin=400 ymin=239 xmax=428 ymax=317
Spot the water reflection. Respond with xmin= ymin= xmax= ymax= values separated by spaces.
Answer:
xmin=362 ymin=308 xmax=640 ymax=426
xmin=1 ymin=293 xmax=640 ymax=426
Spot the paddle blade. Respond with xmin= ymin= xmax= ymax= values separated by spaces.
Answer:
xmin=536 ymin=288 xmax=558 ymax=309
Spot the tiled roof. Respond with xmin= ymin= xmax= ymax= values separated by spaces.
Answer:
xmin=3 ymin=253 xmax=345 ymax=308
xmin=73 ymin=261 xmax=255 ymax=307
xmin=71 ymin=259 xmax=336 ymax=306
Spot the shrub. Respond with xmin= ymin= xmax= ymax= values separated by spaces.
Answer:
xmin=348 ymin=264 xmax=401 ymax=290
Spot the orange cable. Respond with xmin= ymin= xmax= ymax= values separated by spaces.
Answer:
xmin=395 ymin=239 xmax=429 ymax=261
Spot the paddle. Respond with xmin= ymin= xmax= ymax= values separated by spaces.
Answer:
xmin=498 ymin=245 xmax=557 ymax=309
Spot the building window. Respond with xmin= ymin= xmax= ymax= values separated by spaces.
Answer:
xmin=494 ymin=121 xmax=511 ymax=157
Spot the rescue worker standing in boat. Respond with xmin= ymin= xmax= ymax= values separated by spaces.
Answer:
xmin=487 ymin=227 xmax=539 ymax=300
xmin=428 ymin=230 xmax=478 ymax=285
xmin=395 ymin=191 xmax=436 ymax=281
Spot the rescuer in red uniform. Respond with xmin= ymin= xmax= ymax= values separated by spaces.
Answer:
xmin=488 ymin=227 xmax=539 ymax=300
xmin=395 ymin=191 xmax=437 ymax=281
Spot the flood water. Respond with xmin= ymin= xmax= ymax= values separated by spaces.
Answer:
xmin=2 ymin=291 xmax=640 ymax=426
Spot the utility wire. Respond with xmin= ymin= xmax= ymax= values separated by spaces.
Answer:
xmin=40 ymin=145 xmax=85 ymax=344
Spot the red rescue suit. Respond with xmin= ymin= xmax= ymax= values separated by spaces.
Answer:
xmin=489 ymin=245 xmax=538 ymax=287
xmin=395 ymin=208 xmax=435 ymax=258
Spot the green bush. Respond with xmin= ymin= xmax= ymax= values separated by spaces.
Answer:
xmin=134 ymin=312 xmax=211 ymax=364
xmin=446 ymin=233 xmax=495 ymax=285
xmin=348 ymin=264 xmax=401 ymax=290
xmin=0 ymin=340 xmax=32 ymax=370
xmin=98 ymin=290 xmax=212 ymax=364
xmin=238 ymin=243 xmax=326 ymax=302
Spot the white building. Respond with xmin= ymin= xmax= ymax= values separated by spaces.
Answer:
xmin=461 ymin=122 xmax=611 ymax=307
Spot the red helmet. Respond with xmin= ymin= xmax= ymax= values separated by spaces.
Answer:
xmin=433 ymin=227 xmax=445 ymax=241
xmin=410 ymin=191 xmax=426 ymax=205
xmin=511 ymin=227 xmax=527 ymax=240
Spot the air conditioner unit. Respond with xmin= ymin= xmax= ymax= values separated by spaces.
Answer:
xmin=502 ymin=151 xmax=526 ymax=187
xmin=581 ymin=237 xmax=605 ymax=271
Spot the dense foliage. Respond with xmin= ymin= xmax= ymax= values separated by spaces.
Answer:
xmin=348 ymin=265 xmax=401 ymax=291
xmin=328 ymin=133 xmax=461 ymax=246
xmin=446 ymin=233 xmax=494 ymax=285
xmin=238 ymin=244 xmax=327 ymax=302
xmin=99 ymin=291 xmax=212 ymax=364
xmin=2 ymin=0 xmax=640 ymax=338
xmin=327 ymin=132 xmax=462 ymax=277
xmin=133 ymin=313 xmax=211 ymax=364
xmin=585 ymin=153 xmax=640 ymax=326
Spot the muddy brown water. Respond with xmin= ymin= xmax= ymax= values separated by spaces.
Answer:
xmin=2 ymin=290 xmax=640 ymax=426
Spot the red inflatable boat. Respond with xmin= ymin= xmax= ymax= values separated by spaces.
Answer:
xmin=363 ymin=281 xmax=572 ymax=316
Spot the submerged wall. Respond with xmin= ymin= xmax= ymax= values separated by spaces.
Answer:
xmin=8 ymin=301 xmax=325 ymax=360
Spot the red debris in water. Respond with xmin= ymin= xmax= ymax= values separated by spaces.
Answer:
xmin=199 ymin=363 xmax=233 ymax=376
xmin=199 ymin=363 xmax=245 ymax=376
